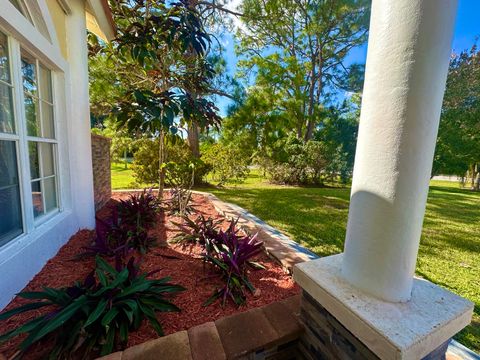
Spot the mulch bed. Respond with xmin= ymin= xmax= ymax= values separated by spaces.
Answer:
xmin=0 ymin=193 xmax=300 ymax=359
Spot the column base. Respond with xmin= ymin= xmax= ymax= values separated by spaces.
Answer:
xmin=293 ymin=254 xmax=473 ymax=360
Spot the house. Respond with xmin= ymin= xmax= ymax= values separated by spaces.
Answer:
xmin=0 ymin=0 xmax=114 ymax=309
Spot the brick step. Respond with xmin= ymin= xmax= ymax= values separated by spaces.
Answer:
xmin=97 ymin=295 xmax=303 ymax=360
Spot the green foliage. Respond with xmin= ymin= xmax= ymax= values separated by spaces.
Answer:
xmin=202 ymin=143 xmax=250 ymax=185
xmin=91 ymin=118 xmax=135 ymax=164
xmin=131 ymin=137 xmax=210 ymax=186
xmin=434 ymin=45 xmax=480 ymax=188
xmin=315 ymin=100 xmax=360 ymax=183
xmin=235 ymin=0 xmax=370 ymax=140
xmin=89 ymin=1 xmax=223 ymax=139
xmin=0 ymin=256 xmax=184 ymax=359
xmin=259 ymin=136 xmax=328 ymax=185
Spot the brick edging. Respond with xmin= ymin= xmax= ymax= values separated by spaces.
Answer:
xmin=96 ymin=295 xmax=303 ymax=360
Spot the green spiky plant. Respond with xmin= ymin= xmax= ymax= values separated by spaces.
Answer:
xmin=0 ymin=256 xmax=184 ymax=359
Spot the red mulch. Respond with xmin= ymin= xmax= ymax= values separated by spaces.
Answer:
xmin=0 ymin=193 xmax=299 ymax=359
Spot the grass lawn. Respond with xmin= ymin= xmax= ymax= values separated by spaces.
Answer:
xmin=112 ymin=166 xmax=480 ymax=352
xmin=111 ymin=162 xmax=148 ymax=190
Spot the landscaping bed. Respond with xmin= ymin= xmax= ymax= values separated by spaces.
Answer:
xmin=0 ymin=193 xmax=299 ymax=359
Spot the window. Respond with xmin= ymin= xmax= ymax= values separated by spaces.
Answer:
xmin=0 ymin=30 xmax=60 ymax=247
xmin=0 ymin=32 xmax=22 ymax=246
xmin=21 ymin=50 xmax=58 ymax=218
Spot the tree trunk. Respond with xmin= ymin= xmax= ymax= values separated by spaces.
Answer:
xmin=474 ymin=163 xmax=479 ymax=191
xmin=124 ymin=149 xmax=128 ymax=170
xmin=304 ymin=65 xmax=317 ymax=142
xmin=470 ymin=164 xmax=476 ymax=189
xmin=188 ymin=121 xmax=200 ymax=158
xmin=158 ymin=131 xmax=166 ymax=198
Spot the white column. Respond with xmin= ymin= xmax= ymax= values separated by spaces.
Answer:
xmin=65 ymin=0 xmax=96 ymax=229
xmin=342 ymin=0 xmax=458 ymax=302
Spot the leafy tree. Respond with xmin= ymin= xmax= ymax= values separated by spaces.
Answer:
xmin=434 ymin=45 xmax=480 ymax=189
xmin=236 ymin=0 xmax=370 ymax=140
xmin=89 ymin=0 xmax=222 ymax=196
xmin=315 ymin=97 xmax=360 ymax=183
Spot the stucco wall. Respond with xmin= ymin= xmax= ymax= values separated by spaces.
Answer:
xmin=46 ymin=0 xmax=68 ymax=59
xmin=91 ymin=134 xmax=111 ymax=210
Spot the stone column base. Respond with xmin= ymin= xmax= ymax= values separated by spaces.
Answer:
xmin=293 ymin=254 xmax=473 ymax=360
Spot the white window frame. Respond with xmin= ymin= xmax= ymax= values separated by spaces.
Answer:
xmin=20 ymin=49 xmax=60 ymax=224
xmin=0 ymin=1 xmax=70 ymax=248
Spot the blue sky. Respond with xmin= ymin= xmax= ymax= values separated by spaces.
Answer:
xmin=216 ymin=0 xmax=480 ymax=115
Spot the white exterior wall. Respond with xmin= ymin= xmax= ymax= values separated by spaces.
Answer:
xmin=0 ymin=0 xmax=95 ymax=309
xmin=66 ymin=0 xmax=96 ymax=229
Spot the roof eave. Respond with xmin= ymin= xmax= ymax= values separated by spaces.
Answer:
xmin=86 ymin=0 xmax=116 ymax=41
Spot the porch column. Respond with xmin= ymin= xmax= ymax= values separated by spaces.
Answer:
xmin=294 ymin=1 xmax=474 ymax=359
xmin=342 ymin=0 xmax=457 ymax=302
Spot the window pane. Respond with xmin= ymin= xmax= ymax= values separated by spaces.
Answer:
xmin=0 ymin=186 xmax=22 ymax=245
xmin=0 ymin=140 xmax=22 ymax=245
xmin=44 ymin=177 xmax=57 ymax=212
xmin=0 ymin=83 xmax=15 ymax=134
xmin=25 ymin=95 xmax=39 ymax=136
xmin=28 ymin=141 xmax=40 ymax=179
xmin=40 ymin=142 xmax=54 ymax=176
xmin=40 ymin=101 xmax=54 ymax=138
xmin=21 ymin=51 xmax=37 ymax=96
xmin=39 ymin=65 xmax=52 ymax=103
xmin=31 ymin=180 xmax=43 ymax=217
xmin=0 ymin=140 xmax=19 ymax=187
xmin=0 ymin=32 xmax=10 ymax=83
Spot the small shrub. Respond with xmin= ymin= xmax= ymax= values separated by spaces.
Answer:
xmin=84 ymin=213 xmax=155 ymax=257
xmin=0 ymin=256 xmax=184 ymax=359
xmin=202 ymin=143 xmax=250 ymax=185
xmin=163 ymin=162 xmax=196 ymax=216
xmin=132 ymin=137 xmax=210 ymax=186
xmin=262 ymin=137 xmax=328 ymax=185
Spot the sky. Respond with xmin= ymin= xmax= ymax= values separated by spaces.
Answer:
xmin=216 ymin=0 xmax=480 ymax=116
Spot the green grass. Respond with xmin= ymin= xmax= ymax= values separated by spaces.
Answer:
xmin=111 ymin=162 xmax=147 ymax=190
xmin=112 ymin=166 xmax=480 ymax=351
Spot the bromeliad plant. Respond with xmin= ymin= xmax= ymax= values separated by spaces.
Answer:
xmin=0 ymin=256 xmax=184 ymax=359
xmin=203 ymin=220 xmax=265 ymax=307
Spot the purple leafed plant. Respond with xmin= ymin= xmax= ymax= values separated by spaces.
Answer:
xmin=117 ymin=188 xmax=160 ymax=230
xmin=170 ymin=214 xmax=223 ymax=246
xmin=83 ymin=189 xmax=159 ymax=258
xmin=83 ymin=210 xmax=131 ymax=258
xmin=203 ymin=219 xmax=265 ymax=307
